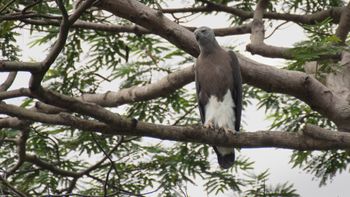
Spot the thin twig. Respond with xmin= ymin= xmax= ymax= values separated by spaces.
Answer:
xmin=265 ymin=21 xmax=289 ymax=39
xmin=0 ymin=175 xmax=28 ymax=197
xmin=172 ymin=105 xmax=197 ymax=126
xmin=6 ymin=128 xmax=29 ymax=176
xmin=0 ymin=0 xmax=15 ymax=14
xmin=22 ymin=0 xmax=42 ymax=14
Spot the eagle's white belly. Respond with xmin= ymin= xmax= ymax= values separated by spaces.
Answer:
xmin=204 ymin=90 xmax=236 ymax=155
xmin=204 ymin=89 xmax=236 ymax=129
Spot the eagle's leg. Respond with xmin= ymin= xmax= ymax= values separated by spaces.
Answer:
xmin=203 ymin=120 xmax=215 ymax=129
xmin=219 ymin=127 xmax=237 ymax=135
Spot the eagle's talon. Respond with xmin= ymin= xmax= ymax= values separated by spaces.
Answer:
xmin=204 ymin=121 xmax=215 ymax=129
xmin=220 ymin=127 xmax=237 ymax=135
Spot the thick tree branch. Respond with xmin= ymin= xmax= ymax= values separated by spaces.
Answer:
xmin=0 ymin=117 xmax=26 ymax=128
xmin=335 ymin=2 xmax=350 ymax=44
xmin=161 ymin=3 xmax=343 ymax=25
xmin=81 ymin=66 xmax=194 ymax=107
xmin=250 ymin=0 xmax=268 ymax=44
xmin=304 ymin=124 xmax=350 ymax=143
xmin=237 ymin=54 xmax=350 ymax=128
xmin=246 ymin=0 xmax=293 ymax=59
xmin=98 ymin=0 xmax=199 ymax=57
xmin=1 ymin=101 xmax=350 ymax=151
xmin=0 ymin=88 xmax=31 ymax=100
xmin=0 ymin=61 xmax=41 ymax=72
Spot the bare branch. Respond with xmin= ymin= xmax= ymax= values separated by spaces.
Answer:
xmin=0 ymin=12 xmax=61 ymax=21
xmin=161 ymin=3 xmax=343 ymax=25
xmin=245 ymin=43 xmax=294 ymax=59
xmin=0 ymin=117 xmax=26 ymax=128
xmin=0 ymin=61 xmax=41 ymax=72
xmin=0 ymin=88 xmax=31 ymax=100
xmin=0 ymin=72 xmax=17 ymax=91
xmin=250 ymin=0 xmax=268 ymax=44
xmin=245 ymin=0 xmax=294 ymax=58
xmin=22 ymin=18 xmax=151 ymax=34
xmin=25 ymin=154 xmax=80 ymax=177
xmin=81 ymin=66 xmax=194 ymax=107
xmin=304 ymin=124 xmax=350 ymax=143
xmin=335 ymin=2 xmax=350 ymax=44
xmin=98 ymin=0 xmax=199 ymax=57
xmin=237 ymin=53 xmax=350 ymax=128
xmin=1 ymin=101 xmax=350 ymax=151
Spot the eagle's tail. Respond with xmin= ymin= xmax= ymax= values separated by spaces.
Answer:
xmin=213 ymin=146 xmax=235 ymax=169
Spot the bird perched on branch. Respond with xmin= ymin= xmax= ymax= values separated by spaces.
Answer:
xmin=194 ymin=26 xmax=242 ymax=169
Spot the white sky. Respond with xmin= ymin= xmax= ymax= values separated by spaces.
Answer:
xmin=1 ymin=1 xmax=350 ymax=196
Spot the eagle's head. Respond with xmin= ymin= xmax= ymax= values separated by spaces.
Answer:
xmin=194 ymin=26 xmax=219 ymax=53
xmin=194 ymin=26 xmax=216 ymax=45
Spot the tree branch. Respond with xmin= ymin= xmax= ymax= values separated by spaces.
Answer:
xmin=25 ymin=154 xmax=80 ymax=177
xmin=0 ymin=88 xmax=31 ymax=100
xmin=6 ymin=128 xmax=29 ymax=176
xmin=0 ymin=61 xmax=41 ymax=72
xmin=1 ymin=101 xmax=350 ymax=151
xmin=246 ymin=0 xmax=294 ymax=59
xmin=335 ymin=2 xmax=350 ymax=44
xmin=80 ymin=66 xmax=194 ymax=107
xmin=304 ymin=124 xmax=350 ymax=143
xmin=98 ymin=0 xmax=199 ymax=57
xmin=29 ymin=0 xmax=96 ymax=90
xmin=20 ymin=18 xmax=250 ymax=36
xmin=161 ymin=3 xmax=343 ymax=25
xmin=0 ymin=72 xmax=17 ymax=91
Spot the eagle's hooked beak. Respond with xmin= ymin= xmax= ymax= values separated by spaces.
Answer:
xmin=195 ymin=34 xmax=200 ymax=41
xmin=194 ymin=29 xmax=200 ymax=41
